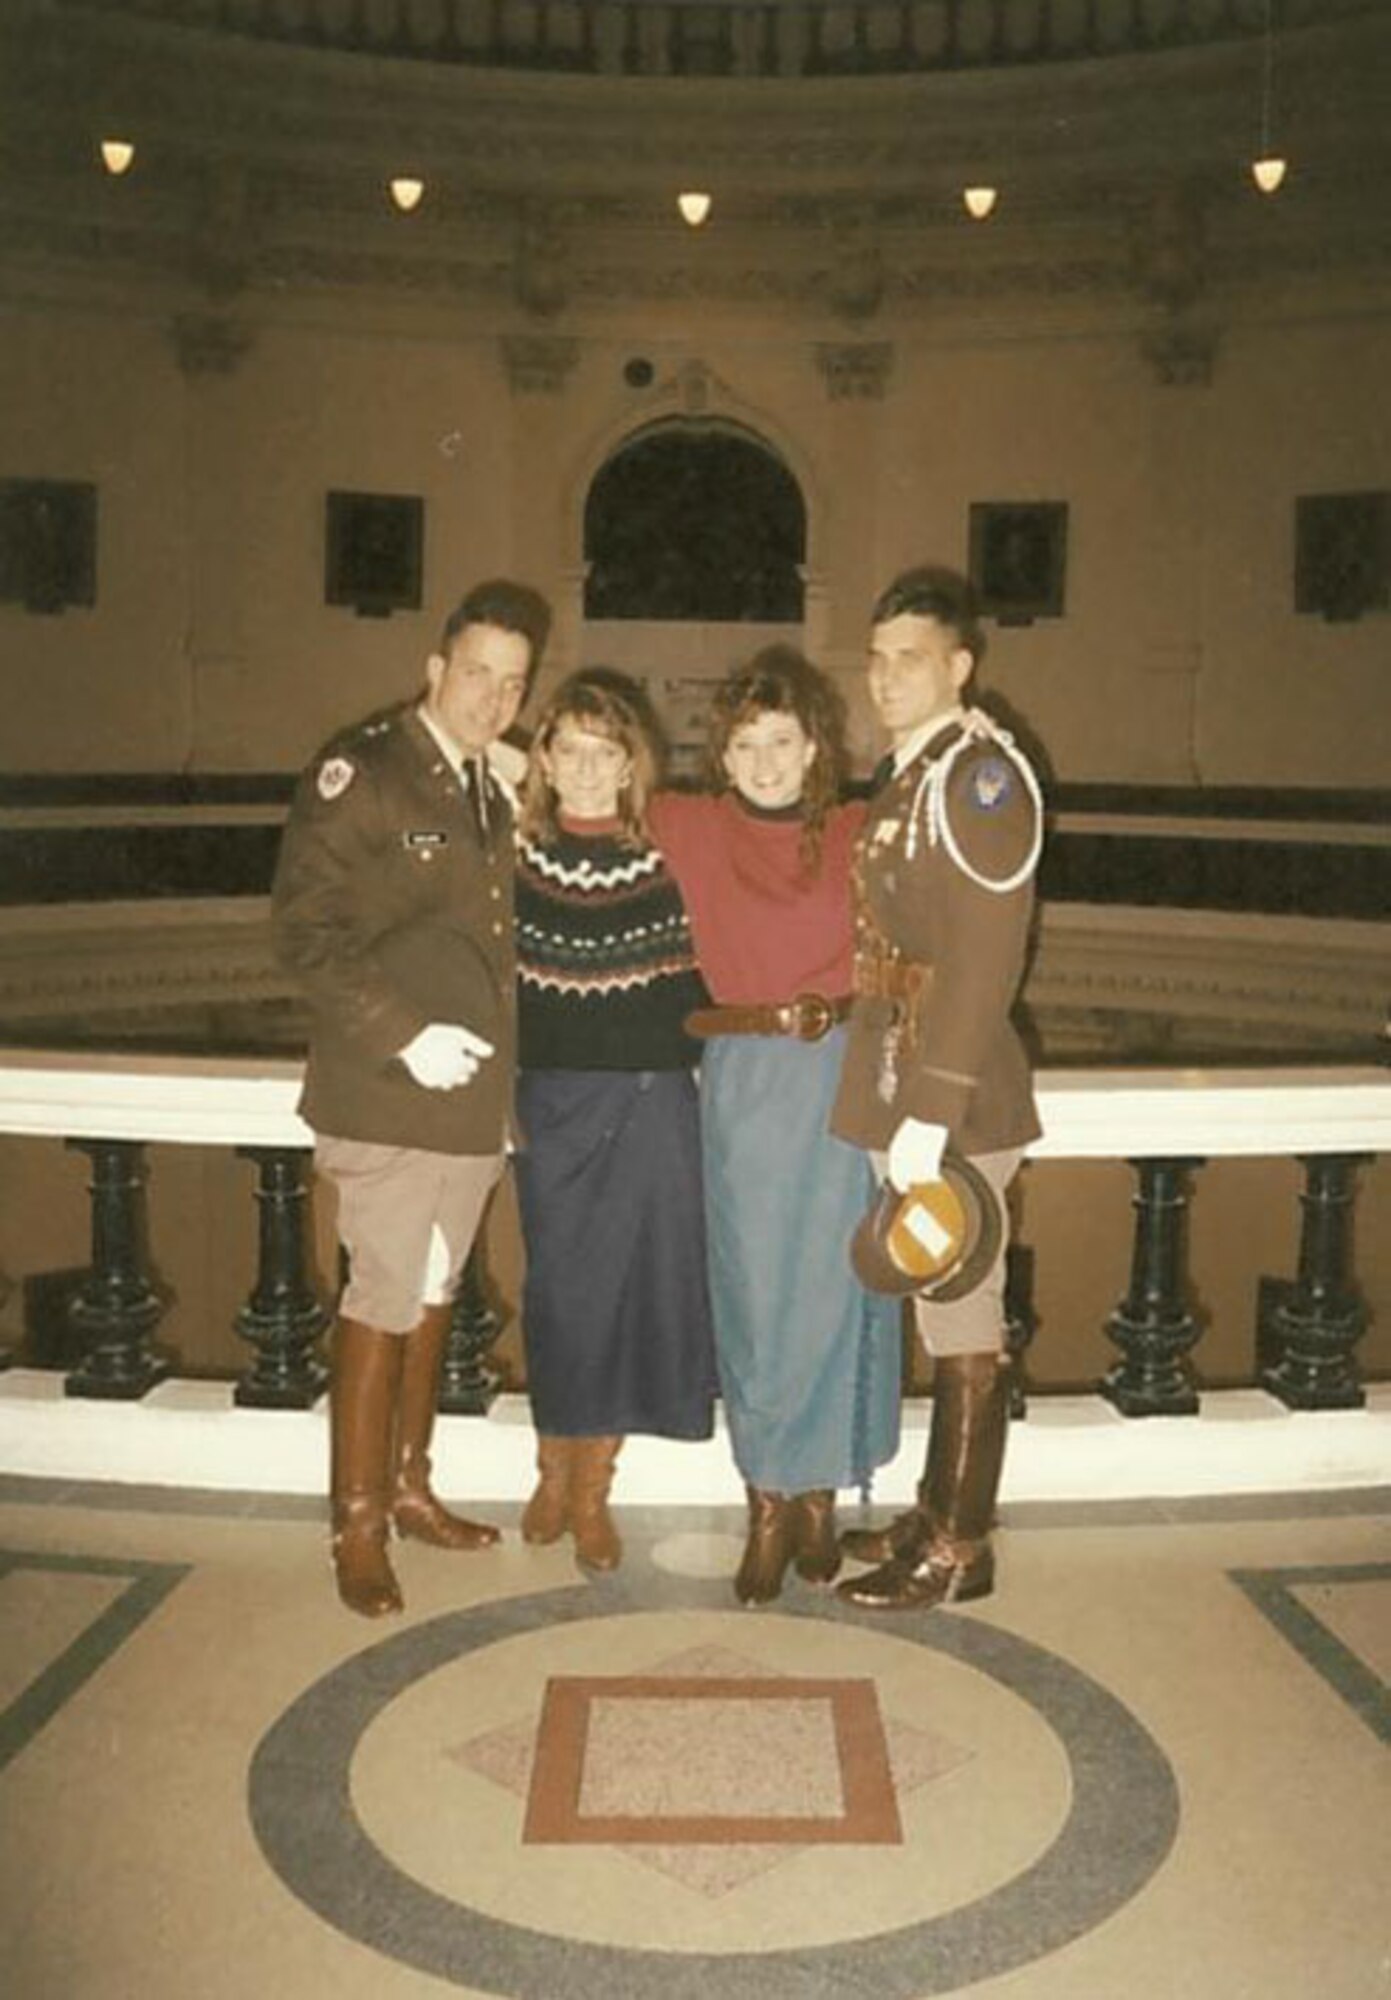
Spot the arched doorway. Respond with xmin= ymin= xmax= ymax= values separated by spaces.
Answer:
xmin=581 ymin=418 xmax=808 ymax=773
xmin=584 ymin=421 xmax=805 ymax=622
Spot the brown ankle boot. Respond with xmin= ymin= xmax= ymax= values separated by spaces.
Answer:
xmin=792 ymin=1489 xmax=842 ymax=1584
xmin=329 ymin=1318 xmax=405 ymax=1618
xmin=569 ymin=1436 xmax=623 ymax=1571
xmin=734 ymin=1487 xmax=797 ymax=1605
xmin=838 ymin=1352 xmax=1009 ymax=1613
xmin=521 ymin=1435 xmax=572 ymax=1545
xmin=391 ymin=1304 xmax=500 ymax=1551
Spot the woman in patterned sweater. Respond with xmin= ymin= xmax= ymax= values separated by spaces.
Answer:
xmin=513 ymin=672 xmax=717 ymax=1571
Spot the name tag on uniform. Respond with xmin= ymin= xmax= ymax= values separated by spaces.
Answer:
xmin=403 ymin=830 xmax=448 ymax=850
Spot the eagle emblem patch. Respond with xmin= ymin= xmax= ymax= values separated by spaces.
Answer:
xmin=316 ymin=756 xmax=355 ymax=802
xmin=969 ymin=757 xmax=1013 ymax=811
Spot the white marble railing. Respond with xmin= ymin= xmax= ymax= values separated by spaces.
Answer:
xmin=1 ymin=1047 xmax=1387 ymax=1158
xmin=0 ymin=1049 xmax=1386 ymax=1500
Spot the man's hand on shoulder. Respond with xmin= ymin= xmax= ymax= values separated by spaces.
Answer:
xmin=399 ymin=1023 xmax=495 ymax=1091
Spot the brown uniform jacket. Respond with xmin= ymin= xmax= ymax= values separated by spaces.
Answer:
xmin=830 ymin=712 xmax=1042 ymax=1158
xmin=271 ymin=703 xmax=516 ymax=1155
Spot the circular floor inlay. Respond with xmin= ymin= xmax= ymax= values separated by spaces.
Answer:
xmin=249 ymin=1568 xmax=1179 ymax=1998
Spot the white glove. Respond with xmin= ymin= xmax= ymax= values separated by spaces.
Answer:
xmin=399 ymin=1022 xmax=495 ymax=1091
xmin=887 ymin=1117 xmax=948 ymax=1192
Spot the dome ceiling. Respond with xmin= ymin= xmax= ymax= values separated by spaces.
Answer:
xmin=1 ymin=0 xmax=1388 ymax=329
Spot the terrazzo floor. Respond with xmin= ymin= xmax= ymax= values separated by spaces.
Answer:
xmin=1 ymin=1477 xmax=1387 ymax=1999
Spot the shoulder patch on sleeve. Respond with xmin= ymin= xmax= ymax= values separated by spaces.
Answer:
xmin=967 ymin=755 xmax=1014 ymax=812
xmin=316 ymin=755 xmax=356 ymax=802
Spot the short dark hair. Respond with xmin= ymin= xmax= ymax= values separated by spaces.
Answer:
xmin=438 ymin=579 xmax=552 ymax=669
xmin=870 ymin=565 xmax=985 ymax=666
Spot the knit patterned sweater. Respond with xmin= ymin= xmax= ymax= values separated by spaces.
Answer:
xmin=515 ymin=819 xmax=708 ymax=1071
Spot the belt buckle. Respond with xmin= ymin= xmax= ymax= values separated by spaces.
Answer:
xmin=789 ymin=992 xmax=834 ymax=1042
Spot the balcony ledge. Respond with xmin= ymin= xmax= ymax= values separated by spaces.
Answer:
xmin=1 ymin=1370 xmax=1387 ymax=1510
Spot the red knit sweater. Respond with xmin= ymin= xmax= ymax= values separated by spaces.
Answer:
xmin=647 ymin=792 xmax=864 ymax=1006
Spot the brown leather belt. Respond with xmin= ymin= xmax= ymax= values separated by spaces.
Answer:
xmin=685 ymin=993 xmax=853 ymax=1043
xmin=852 ymin=952 xmax=933 ymax=1004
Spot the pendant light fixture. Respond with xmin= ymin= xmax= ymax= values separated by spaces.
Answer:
xmin=1251 ymin=0 xmax=1288 ymax=194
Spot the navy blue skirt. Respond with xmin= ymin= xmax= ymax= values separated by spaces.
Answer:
xmin=515 ymin=1068 xmax=718 ymax=1440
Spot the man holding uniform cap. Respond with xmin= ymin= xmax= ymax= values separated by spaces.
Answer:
xmin=831 ymin=563 xmax=1044 ymax=1612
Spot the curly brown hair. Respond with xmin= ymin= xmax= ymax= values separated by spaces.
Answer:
xmin=519 ymin=669 xmax=659 ymax=849
xmin=706 ymin=644 xmax=847 ymax=871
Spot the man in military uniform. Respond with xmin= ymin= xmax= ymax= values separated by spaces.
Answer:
xmin=273 ymin=579 xmax=550 ymax=1617
xmin=831 ymin=564 xmax=1043 ymax=1611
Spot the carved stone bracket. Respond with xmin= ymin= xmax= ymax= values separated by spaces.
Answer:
xmin=501 ymin=334 xmax=580 ymax=394
xmin=1141 ymin=319 xmax=1219 ymax=387
xmin=815 ymin=341 xmax=894 ymax=400
xmin=171 ymin=314 xmax=254 ymax=377
xmin=662 ymin=357 xmax=732 ymax=414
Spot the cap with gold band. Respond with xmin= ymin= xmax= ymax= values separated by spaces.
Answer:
xmin=850 ymin=1149 xmax=1004 ymax=1301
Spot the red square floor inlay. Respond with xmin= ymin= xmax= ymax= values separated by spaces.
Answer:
xmin=522 ymin=1675 xmax=901 ymax=1846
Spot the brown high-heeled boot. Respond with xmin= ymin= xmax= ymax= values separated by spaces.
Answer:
xmin=837 ymin=1352 xmax=1009 ymax=1612
xmin=391 ymin=1304 xmax=500 ymax=1550
xmin=329 ymin=1317 xmax=405 ymax=1618
xmin=521 ymin=1435 xmax=573 ymax=1545
xmin=733 ymin=1487 xmax=798 ymax=1605
xmin=569 ymin=1435 xmax=623 ymax=1571
xmin=792 ymin=1489 xmax=842 ymax=1584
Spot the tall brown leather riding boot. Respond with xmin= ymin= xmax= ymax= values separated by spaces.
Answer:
xmin=521 ymin=1435 xmax=573 ymax=1545
xmin=330 ymin=1317 xmax=405 ymax=1618
xmin=734 ymin=1486 xmax=798 ymax=1605
xmin=837 ymin=1352 xmax=1009 ymax=1612
xmin=792 ymin=1489 xmax=842 ymax=1584
xmin=391 ymin=1303 xmax=501 ymax=1550
xmin=569 ymin=1435 xmax=623 ymax=1571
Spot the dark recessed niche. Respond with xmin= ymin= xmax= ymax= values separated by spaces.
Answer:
xmin=1295 ymin=491 xmax=1390 ymax=622
xmin=324 ymin=490 xmax=423 ymax=619
xmin=584 ymin=421 xmax=805 ymax=622
xmin=0 ymin=479 xmax=97 ymax=614
xmin=622 ymin=357 xmax=655 ymax=389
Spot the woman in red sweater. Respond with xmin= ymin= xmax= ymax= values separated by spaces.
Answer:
xmin=650 ymin=647 xmax=901 ymax=1603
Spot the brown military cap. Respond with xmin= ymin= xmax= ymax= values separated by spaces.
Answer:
xmin=850 ymin=1149 xmax=1004 ymax=1302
